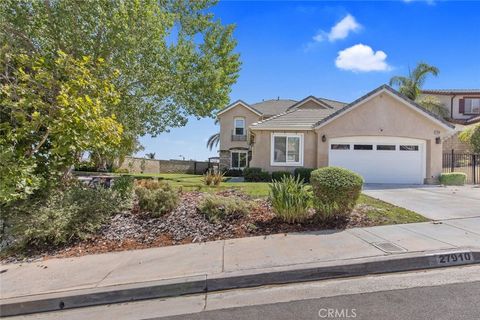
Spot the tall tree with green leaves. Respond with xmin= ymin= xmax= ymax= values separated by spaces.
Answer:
xmin=0 ymin=50 xmax=123 ymax=203
xmin=389 ymin=62 xmax=448 ymax=118
xmin=1 ymin=0 xmax=240 ymax=159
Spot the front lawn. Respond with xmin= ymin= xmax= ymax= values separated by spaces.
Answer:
xmin=130 ymin=173 xmax=271 ymax=197
xmin=2 ymin=173 xmax=428 ymax=263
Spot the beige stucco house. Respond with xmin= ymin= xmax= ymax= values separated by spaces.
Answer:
xmin=217 ymin=85 xmax=458 ymax=184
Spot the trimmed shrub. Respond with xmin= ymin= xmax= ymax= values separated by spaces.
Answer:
xmin=112 ymin=175 xmax=135 ymax=201
xmin=294 ymin=168 xmax=315 ymax=183
xmin=310 ymin=167 xmax=363 ymax=221
xmin=271 ymin=171 xmax=292 ymax=181
xmin=5 ymin=185 xmax=122 ymax=248
xmin=224 ymin=169 xmax=243 ymax=177
xmin=269 ymin=175 xmax=311 ymax=223
xmin=197 ymin=195 xmax=250 ymax=223
xmin=439 ymin=172 xmax=466 ymax=186
xmin=243 ymin=167 xmax=271 ymax=182
xmin=135 ymin=181 xmax=179 ymax=217
xmin=114 ymin=168 xmax=129 ymax=173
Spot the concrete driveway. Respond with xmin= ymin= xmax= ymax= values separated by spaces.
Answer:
xmin=363 ymin=184 xmax=480 ymax=220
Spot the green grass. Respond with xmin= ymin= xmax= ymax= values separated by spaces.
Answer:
xmin=129 ymin=173 xmax=271 ymax=198
xmin=356 ymin=194 xmax=429 ymax=225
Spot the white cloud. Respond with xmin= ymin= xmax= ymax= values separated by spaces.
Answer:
xmin=335 ymin=44 xmax=391 ymax=72
xmin=313 ymin=14 xmax=361 ymax=43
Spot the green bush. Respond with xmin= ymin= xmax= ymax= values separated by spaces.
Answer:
xmin=114 ymin=168 xmax=129 ymax=173
xmin=294 ymin=168 xmax=315 ymax=183
xmin=112 ymin=175 xmax=135 ymax=201
xmin=310 ymin=167 xmax=363 ymax=221
xmin=135 ymin=181 xmax=179 ymax=217
xmin=439 ymin=172 xmax=466 ymax=186
xmin=243 ymin=167 xmax=271 ymax=182
xmin=5 ymin=185 xmax=122 ymax=248
xmin=197 ymin=195 xmax=250 ymax=223
xmin=269 ymin=175 xmax=311 ymax=223
xmin=271 ymin=171 xmax=292 ymax=181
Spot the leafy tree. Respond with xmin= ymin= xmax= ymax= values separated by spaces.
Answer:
xmin=389 ymin=62 xmax=448 ymax=118
xmin=1 ymin=0 xmax=240 ymax=159
xmin=459 ymin=124 xmax=480 ymax=154
xmin=0 ymin=49 xmax=123 ymax=203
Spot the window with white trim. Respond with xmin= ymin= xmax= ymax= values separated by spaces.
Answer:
xmin=231 ymin=151 xmax=247 ymax=168
xmin=234 ymin=117 xmax=245 ymax=135
xmin=465 ymin=98 xmax=480 ymax=114
xmin=271 ymin=133 xmax=303 ymax=166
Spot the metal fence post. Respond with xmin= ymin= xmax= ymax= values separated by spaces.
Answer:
xmin=451 ymin=149 xmax=454 ymax=172
xmin=473 ymin=154 xmax=477 ymax=185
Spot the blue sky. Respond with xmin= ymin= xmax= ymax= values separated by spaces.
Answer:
xmin=138 ymin=0 xmax=480 ymax=161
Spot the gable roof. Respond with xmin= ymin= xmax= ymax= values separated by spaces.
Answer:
xmin=250 ymin=99 xmax=297 ymax=116
xmin=318 ymin=97 xmax=348 ymax=109
xmin=250 ymin=108 xmax=338 ymax=130
xmin=421 ymin=89 xmax=480 ymax=95
xmin=313 ymin=85 xmax=455 ymax=130
xmin=216 ymin=100 xmax=262 ymax=116
xmin=286 ymin=96 xmax=332 ymax=111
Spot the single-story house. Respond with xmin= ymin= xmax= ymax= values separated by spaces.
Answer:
xmin=217 ymin=85 xmax=457 ymax=184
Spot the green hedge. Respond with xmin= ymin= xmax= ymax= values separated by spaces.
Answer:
xmin=243 ymin=167 xmax=271 ymax=182
xmin=223 ymin=168 xmax=243 ymax=177
xmin=294 ymin=168 xmax=315 ymax=183
xmin=271 ymin=171 xmax=292 ymax=181
xmin=310 ymin=167 xmax=363 ymax=221
xmin=439 ymin=172 xmax=467 ymax=186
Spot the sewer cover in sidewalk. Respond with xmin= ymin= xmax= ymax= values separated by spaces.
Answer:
xmin=372 ymin=242 xmax=407 ymax=253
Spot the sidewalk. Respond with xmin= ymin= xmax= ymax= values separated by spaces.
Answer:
xmin=1 ymin=217 xmax=480 ymax=315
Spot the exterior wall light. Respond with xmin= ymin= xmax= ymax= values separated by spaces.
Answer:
xmin=321 ymin=135 xmax=327 ymax=142
xmin=435 ymin=137 xmax=441 ymax=144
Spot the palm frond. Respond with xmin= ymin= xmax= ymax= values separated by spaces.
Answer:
xmin=206 ymin=133 xmax=220 ymax=151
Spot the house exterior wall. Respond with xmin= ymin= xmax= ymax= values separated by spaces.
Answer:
xmin=420 ymin=93 xmax=480 ymax=120
xmin=249 ymin=130 xmax=317 ymax=172
xmin=442 ymin=131 xmax=471 ymax=153
xmin=218 ymin=105 xmax=261 ymax=151
xmin=314 ymin=93 xmax=450 ymax=180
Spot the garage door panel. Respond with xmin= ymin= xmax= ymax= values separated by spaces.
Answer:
xmin=329 ymin=137 xmax=425 ymax=184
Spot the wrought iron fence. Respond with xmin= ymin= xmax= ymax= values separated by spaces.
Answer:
xmin=442 ymin=150 xmax=479 ymax=184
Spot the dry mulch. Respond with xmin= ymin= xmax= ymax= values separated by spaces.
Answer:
xmin=2 ymin=190 xmax=379 ymax=264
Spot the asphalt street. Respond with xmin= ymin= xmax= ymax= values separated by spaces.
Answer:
xmin=160 ymin=281 xmax=480 ymax=320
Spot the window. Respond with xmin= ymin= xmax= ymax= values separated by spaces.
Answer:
xmin=271 ymin=133 xmax=303 ymax=166
xmin=377 ymin=145 xmax=396 ymax=151
xmin=231 ymin=151 xmax=247 ymax=168
xmin=234 ymin=117 xmax=245 ymax=135
xmin=400 ymin=145 xmax=419 ymax=151
xmin=354 ymin=144 xmax=373 ymax=150
xmin=465 ymin=98 xmax=480 ymax=114
xmin=331 ymin=144 xmax=350 ymax=150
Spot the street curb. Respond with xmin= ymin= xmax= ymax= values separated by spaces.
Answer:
xmin=2 ymin=249 xmax=479 ymax=317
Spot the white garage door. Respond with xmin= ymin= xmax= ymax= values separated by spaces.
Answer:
xmin=329 ymin=136 xmax=426 ymax=184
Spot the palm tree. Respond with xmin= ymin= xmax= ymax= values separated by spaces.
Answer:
xmin=145 ymin=152 xmax=155 ymax=159
xmin=206 ymin=119 xmax=220 ymax=151
xmin=207 ymin=133 xmax=220 ymax=151
xmin=389 ymin=62 xmax=447 ymax=117
xmin=389 ymin=62 xmax=439 ymax=100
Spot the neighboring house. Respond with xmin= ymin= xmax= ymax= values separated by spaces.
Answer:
xmin=420 ymin=89 xmax=480 ymax=125
xmin=217 ymin=85 xmax=455 ymax=184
